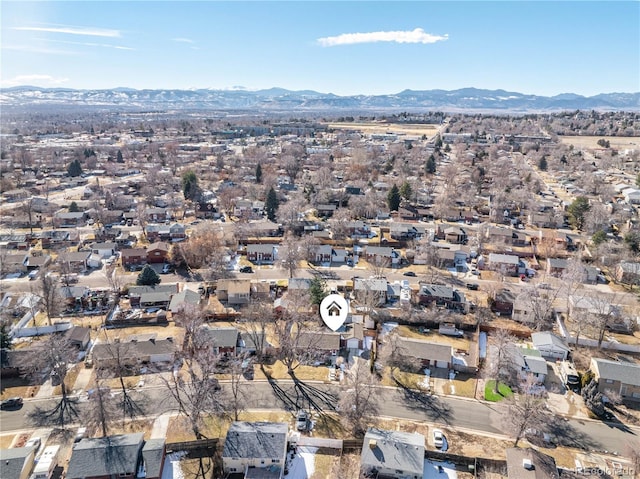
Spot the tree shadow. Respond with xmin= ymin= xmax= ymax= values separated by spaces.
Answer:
xmin=28 ymin=398 xmax=80 ymax=429
xmin=544 ymin=419 xmax=600 ymax=450
xmin=392 ymin=375 xmax=452 ymax=424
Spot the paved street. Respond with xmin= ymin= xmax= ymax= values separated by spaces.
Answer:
xmin=1 ymin=380 xmax=637 ymax=456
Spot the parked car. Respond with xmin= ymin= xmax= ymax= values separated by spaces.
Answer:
xmin=28 ymin=269 xmax=39 ymax=280
xmin=1 ymin=397 xmax=23 ymax=410
xmin=296 ymin=410 xmax=309 ymax=431
xmin=25 ymin=437 xmax=41 ymax=451
xmin=465 ymin=283 xmax=479 ymax=290
xmin=433 ymin=429 xmax=444 ymax=449
xmin=239 ymin=266 xmax=253 ymax=273
xmin=161 ymin=264 xmax=173 ymax=274
xmin=403 ymin=271 xmax=417 ymax=277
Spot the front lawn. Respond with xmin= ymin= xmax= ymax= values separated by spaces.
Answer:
xmin=484 ymin=380 xmax=513 ymax=401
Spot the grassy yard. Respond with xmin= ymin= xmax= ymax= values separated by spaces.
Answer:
xmin=484 ymin=380 xmax=513 ymax=401
xmin=255 ymin=360 xmax=334 ymax=382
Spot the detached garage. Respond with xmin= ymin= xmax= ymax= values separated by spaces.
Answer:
xmin=531 ymin=332 xmax=570 ymax=361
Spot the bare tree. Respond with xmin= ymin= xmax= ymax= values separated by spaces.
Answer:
xmin=226 ymin=359 xmax=247 ymax=421
xmin=26 ymin=334 xmax=79 ymax=429
xmin=277 ymin=233 xmax=307 ymax=279
xmin=338 ymin=358 xmax=379 ymax=436
xmin=39 ymin=271 xmax=61 ymax=326
xmin=83 ymin=376 xmax=118 ymax=437
xmin=504 ymin=375 xmax=550 ymax=447
xmin=485 ymin=328 xmax=518 ymax=395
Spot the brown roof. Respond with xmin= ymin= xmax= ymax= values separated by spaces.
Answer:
xmin=147 ymin=242 xmax=170 ymax=253
xmin=397 ymin=337 xmax=452 ymax=362
xmin=297 ymin=331 xmax=341 ymax=351
xmin=121 ymin=248 xmax=147 ymax=258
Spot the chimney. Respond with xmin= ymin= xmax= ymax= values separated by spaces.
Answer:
xmin=369 ymin=440 xmax=377 ymax=449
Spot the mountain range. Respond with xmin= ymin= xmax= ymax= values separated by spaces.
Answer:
xmin=1 ymin=86 xmax=638 ymax=112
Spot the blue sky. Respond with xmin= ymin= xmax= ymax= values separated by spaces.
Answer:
xmin=1 ymin=1 xmax=639 ymax=96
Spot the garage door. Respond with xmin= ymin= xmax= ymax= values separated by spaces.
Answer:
xmin=435 ymin=360 xmax=449 ymax=369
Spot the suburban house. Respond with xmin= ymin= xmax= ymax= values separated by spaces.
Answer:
xmin=442 ymin=226 xmax=467 ymax=244
xmin=505 ymin=447 xmax=559 ymax=479
xmin=145 ymin=207 xmax=169 ymax=222
xmin=418 ymin=284 xmax=466 ymax=312
xmin=168 ymin=289 xmax=202 ymax=313
xmin=129 ymin=284 xmax=180 ymax=307
xmin=316 ymin=203 xmax=337 ymax=218
xmin=364 ymin=246 xmax=400 ymax=266
xmin=360 ymin=428 xmax=425 ymax=479
xmin=345 ymin=220 xmax=371 ymax=238
xmin=121 ymin=248 xmax=148 ymax=268
xmin=247 ymin=244 xmax=277 ymax=264
xmin=491 ymin=289 xmax=516 ymax=316
xmin=288 ymin=278 xmax=311 ymax=291
xmin=547 ymin=258 xmax=569 ymax=277
xmin=514 ymin=347 xmax=548 ymax=384
xmin=221 ymin=422 xmax=288 ymax=479
xmin=65 ymin=326 xmax=92 ymax=351
xmin=145 ymin=224 xmax=186 ymax=242
xmin=397 ymin=337 xmax=453 ymax=370
xmin=531 ymin=332 xmax=571 ymax=361
xmin=297 ymin=331 xmax=341 ymax=359
xmin=67 ymin=433 xmax=165 ymax=479
xmin=1 ymin=253 xmax=28 ymax=274
xmin=312 ymin=244 xmax=333 ymax=264
xmin=486 ymin=226 xmax=514 ymax=245
xmin=217 ymin=279 xmax=251 ymax=305
xmin=201 ymin=326 xmax=240 ymax=355
xmin=90 ymin=241 xmax=117 ymax=259
xmin=0 ymin=447 xmax=36 ymax=479
xmin=146 ymin=242 xmax=170 ymax=264
xmin=487 ymin=253 xmax=522 ymax=277
xmin=59 ymin=251 xmax=91 ymax=273
xmin=615 ymin=261 xmax=640 ymax=285
xmin=353 ymin=278 xmax=388 ymax=306
xmin=91 ymin=334 xmax=176 ymax=371
xmin=53 ymin=211 xmax=87 ymax=228
xmin=590 ymin=358 xmax=640 ymax=403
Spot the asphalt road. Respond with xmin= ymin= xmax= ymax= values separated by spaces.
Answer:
xmin=1 ymin=381 xmax=637 ymax=456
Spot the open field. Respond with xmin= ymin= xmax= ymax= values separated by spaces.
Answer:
xmin=327 ymin=122 xmax=440 ymax=137
xmin=558 ymin=135 xmax=640 ymax=150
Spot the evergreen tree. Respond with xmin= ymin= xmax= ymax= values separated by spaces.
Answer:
xmin=434 ymin=134 xmax=443 ymax=149
xmin=0 ymin=323 xmax=12 ymax=350
xmin=116 ymin=150 xmax=124 ymax=163
xmin=255 ymin=163 xmax=262 ymax=184
xmin=265 ymin=187 xmax=279 ymax=221
xmin=591 ymin=230 xmax=607 ymax=247
xmin=425 ymin=155 xmax=436 ymax=174
xmin=181 ymin=170 xmax=200 ymax=201
xmin=538 ymin=156 xmax=548 ymax=171
xmin=309 ymin=277 xmax=328 ymax=305
xmin=69 ymin=201 xmax=79 ymax=213
xmin=636 ymin=172 xmax=640 ymax=188
xmin=387 ymin=184 xmax=401 ymax=211
xmin=136 ymin=265 xmax=161 ymax=286
xmin=567 ymin=196 xmax=590 ymax=230
xmin=67 ymin=159 xmax=83 ymax=177
xmin=399 ymin=181 xmax=412 ymax=201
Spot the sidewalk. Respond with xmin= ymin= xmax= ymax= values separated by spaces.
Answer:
xmin=72 ymin=367 xmax=94 ymax=393
xmin=151 ymin=412 xmax=174 ymax=439
xmin=34 ymin=379 xmax=54 ymax=399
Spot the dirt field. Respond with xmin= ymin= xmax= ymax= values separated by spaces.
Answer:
xmin=327 ymin=122 xmax=440 ymax=137
xmin=558 ymin=135 xmax=640 ymax=150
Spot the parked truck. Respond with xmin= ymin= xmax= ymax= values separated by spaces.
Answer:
xmin=559 ymin=361 xmax=580 ymax=390
xmin=30 ymin=445 xmax=59 ymax=479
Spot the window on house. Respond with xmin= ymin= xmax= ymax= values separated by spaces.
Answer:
xmin=272 ymin=459 xmax=280 ymax=463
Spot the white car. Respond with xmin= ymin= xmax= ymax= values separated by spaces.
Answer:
xmin=433 ymin=429 xmax=444 ymax=449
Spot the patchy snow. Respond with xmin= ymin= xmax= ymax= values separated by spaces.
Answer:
xmin=380 ymin=322 xmax=399 ymax=338
xmin=161 ymin=452 xmax=187 ymax=479
xmin=424 ymin=460 xmax=457 ymax=479
xmin=284 ymin=446 xmax=318 ymax=479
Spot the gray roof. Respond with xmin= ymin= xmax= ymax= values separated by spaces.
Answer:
xmin=247 ymin=244 xmax=276 ymax=254
xmin=354 ymin=278 xmax=388 ymax=292
xmin=420 ymin=284 xmax=454 ymax=299
xmin=129 ymin=284 xmax=179 ymax=296
xmin=360 ymin=428 xmax=424 ymax=477
xmin=506 ymin=447 xmax=558 ymax=479
xmin=169 ymin=289 xmax=201 ymax=312
xmin=222 ymin=422 xmax=288 ymax=461
xmin=92 ymin=338 xmax=175 ymax=362
xmin=0 ymin=447 xmax=35 ymax=479
xmin=524 ymin=356 xmax=548 ymax=376
xmin=531 ymin=332 xmax=570 ymax=352
xmin=397 ymin=337 xmax=452 ymax=363
xmin=139 ymin=291 xmax=173 ymax=304
xmin=141 ymin=439 xmax=165 ymax=478
xmin=202 ymin=326 xmax=240 ymax=348
xmin=288 ymin=278 xmax=312 ymax=290
xmin=297 ymin=331 xmax=341 ymax=351
xmin=67 ymin=433 xmax=144 ymax=479
xmin=591 ymin=358 xmax=640 ymax=387
xmin=489 ymin=253 xmax=520 ymax=265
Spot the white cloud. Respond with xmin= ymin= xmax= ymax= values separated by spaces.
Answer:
xmin=44 ymin=38 xmax=134 ymax=50
xmin=1 ymin=74 xmax=69 ymax=87
xmin=173 ymin=37 xmax=195 ymax=44
xmin=317 ymin=28 xmax=448 ymax=47
xmin=13 ymin=25 xmax=120 ymax=38
xmin=1 ymin=44 xmax=78 ymax=55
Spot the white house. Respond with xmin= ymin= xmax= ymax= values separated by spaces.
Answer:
xmin=531 ymin=332 xmax=570 ymax=361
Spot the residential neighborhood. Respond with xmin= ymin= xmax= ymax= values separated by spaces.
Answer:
xmin=1 ymin=107 xmax=639 ymax=479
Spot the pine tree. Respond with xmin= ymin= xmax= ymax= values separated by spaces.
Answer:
xmin=0 ymin=324 xmax=12 ymax=350
xmin=136 ymin=265 xmax=161 ymax=286
xmin=399 ymin=181 xmax=412 ymax=201
xmin=387 ymin=184 xmax=401 ymax=211
xmin=255 ymin=163 xmax=262 ymax=183
xmin=425 ymin=155 xmax=436 ymax=174
xmin=67 ymin=159 xmax=83 ymax=177
xmin=265 ymin=187 xmax=279 ymax=221
xmin=117 ymin=150 xmax=124 ymax=163
xmin=309 ymin=277 xmax=327 ymax=305
xmin=69 ymin=201 xmax=79 ymax=213
xmin=538 ymin=156 xmax=548 ymax=171
xmin=181 ymin=170 xmax=200 ymax=201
